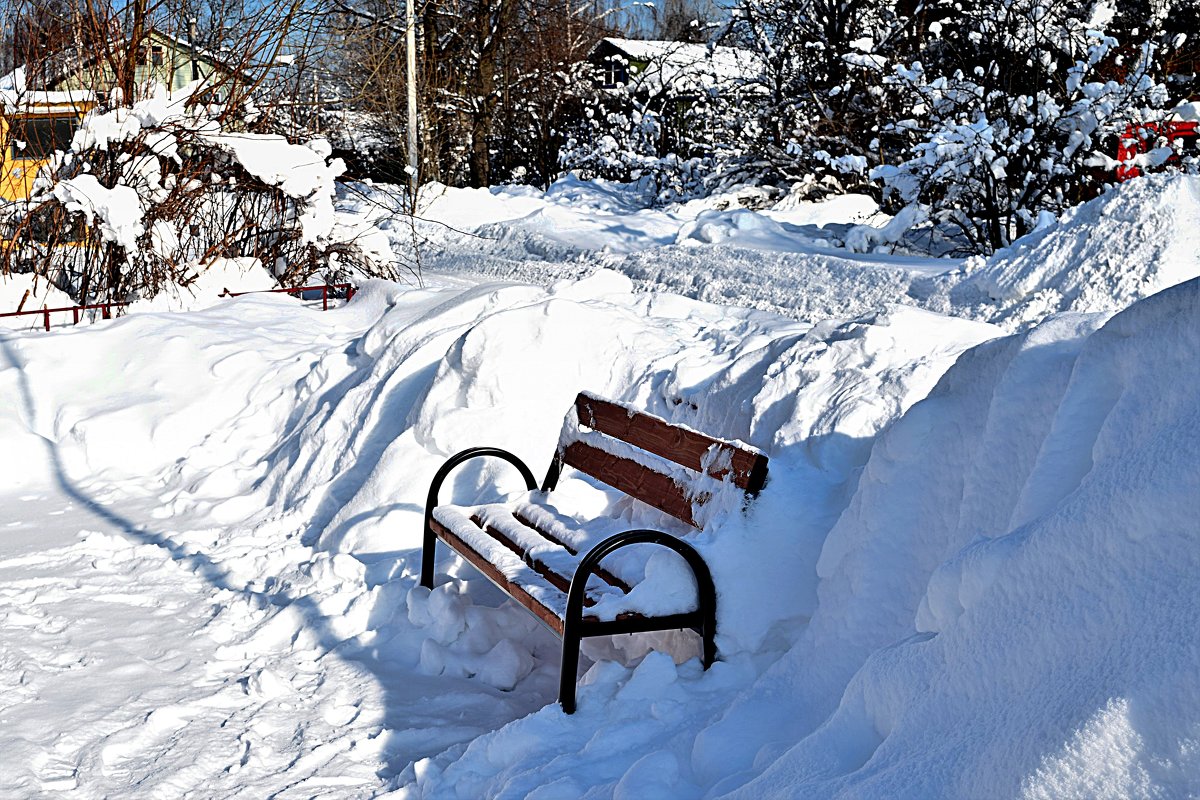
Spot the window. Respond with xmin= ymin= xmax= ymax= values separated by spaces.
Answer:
xmin=137 ymin=45 xmax=164 ymax=66
xmin=603 ymin=57 xmax=629 ymax=88
xmin=10 ymin=116 xmax=77 ymax=160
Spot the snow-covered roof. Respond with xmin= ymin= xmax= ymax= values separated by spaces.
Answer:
xmin=591 ymin=37 xmax=762 ymax=94
xmin=0 ymin=67 xmax=97 ymax=113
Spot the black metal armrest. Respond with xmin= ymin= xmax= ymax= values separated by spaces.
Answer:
xmin=559 ymin=529 xmax=718 ymax=713
xmin=420 ymin=447 xmax=538 ymax=588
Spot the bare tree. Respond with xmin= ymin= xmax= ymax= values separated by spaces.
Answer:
xmin=0 ymin=0 xmax=403 ymax=303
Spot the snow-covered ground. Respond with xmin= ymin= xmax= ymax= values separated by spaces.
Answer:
xmin=0 ymin=174 xmax=1198 ymax=798
xmin=364 ymin=172 xmax=1200 ymax=330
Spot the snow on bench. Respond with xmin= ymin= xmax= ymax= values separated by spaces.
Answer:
xmin=420 ymin=391 xmax=768 ymax=713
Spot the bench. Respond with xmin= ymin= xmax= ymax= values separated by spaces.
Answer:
xmin=420 ymin=391 xmax=769 ymax=713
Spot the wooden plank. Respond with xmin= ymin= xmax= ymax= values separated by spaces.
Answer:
xmin=575 ymin=394 xmax=768 ymax=494
xmin=561 ymin=440 xmax=704 ymax=528
xmin=429 ymin=516 xmax=566 ymax=635
xmin=469 ymin=513 xmax=575 ymax=597
xmin=431 ymin=516 xmax=651 ymax=632
xmin=510 ymin=509 xmax=633 ymax=593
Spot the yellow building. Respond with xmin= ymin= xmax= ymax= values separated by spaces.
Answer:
xmin=0 ymin=30 xmax=227 ymax=202
xmin=0 ymin=90 xmax=94 ymax=202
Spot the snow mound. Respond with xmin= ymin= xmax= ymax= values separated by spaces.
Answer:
xmin=129 ymin=257 xmax=280 ymax=312
xmin=931 ymin=174 xmax=1200 ymax=328
xmin=403 ymin=276 xmax=1200 ymax=799
xmin=718 ymin=276 xmax=1200 ymax=798
xmin=3 ymin=252 xmax=1196 ymax=796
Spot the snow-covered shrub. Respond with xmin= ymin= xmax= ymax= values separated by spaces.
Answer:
xmin=560 ymin=100 xmax=711 ymax=203
xmin=1 ymin=85 xmax=376 ymax=303
xmin=559 ymin=54 xmax=761 ymax=204
xmin=708 ymin=0 xmax=909 ymax=198
xmin=871 ymin=1 xmax=1176 ymax=254
xmin=559 ymin=64 xmax=686 ymax=202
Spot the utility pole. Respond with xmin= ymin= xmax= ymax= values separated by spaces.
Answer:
xmin=406 ymin=0 xmax=419 ymax=205
xmin=188 ymin=18 xmax=199 ymax=82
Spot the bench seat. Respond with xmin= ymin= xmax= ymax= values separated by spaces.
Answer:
xmin=430 ymin=500 xmax=700 ymax=634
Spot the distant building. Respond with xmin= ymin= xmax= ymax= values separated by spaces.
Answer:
xmin=0 ymin=30 xmax=230 ymax=202
xmin=41 ymin=30 xmax=228 ymax=102
xmin=585 ymin=38 xmax=761 ymax=101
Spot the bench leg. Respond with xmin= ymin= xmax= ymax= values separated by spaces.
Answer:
xmin=701 ymin=609 xmax=717 ymax=670
xmin=420 ymin=520 xmax=437 ymax=589
xmin=420 ymin=447 xmax=538 ymax=590
xmin=558 ymin=619 xmax=583 ymax=714
xmin=558 ymin=529 xmax=719 ymax=713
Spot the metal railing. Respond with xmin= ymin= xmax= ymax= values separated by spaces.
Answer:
xmin=217 ymin=283 xmax=356 ymax=311
xmin=0 ymin=301 xmax=129 ymax=331
xmin=2 ymin=283 xmax=357 ymax=333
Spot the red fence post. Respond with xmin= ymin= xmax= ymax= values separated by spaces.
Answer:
xmin=72 ymin=307 xmax=79 ymax=325
xmin=322 ymin=286 xmax=329 ymax=311
xmin=102 ymin=304 xmax=111 ymax=320
xmin=43 ymin=307 xmax=50 ymax=331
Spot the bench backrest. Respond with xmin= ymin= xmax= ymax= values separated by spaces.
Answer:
xmin=543 ymin=392 xmax=769 ymax=530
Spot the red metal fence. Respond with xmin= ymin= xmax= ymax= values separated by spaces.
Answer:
xmin=2 ymin=283 xmax=356 ymax=332
xmin=0 ymin=301 xmax=129 ymax=331
xmin=217 ymin=283 xmax=356 ymax=311
xmin=1116 ymin=121 xmax=1200 ymax=181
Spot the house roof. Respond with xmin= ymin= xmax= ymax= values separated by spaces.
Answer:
xmin=0 ymin=67 xmax=97 ymax=114
xmin=590 ymin=37 xmax=762 ymax=94
xmin=2 ymin=28 xmax=239 ymax=98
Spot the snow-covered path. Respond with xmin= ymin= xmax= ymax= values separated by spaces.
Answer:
xmin=0 ymin=295 xmax=540 ymax=797
xmin=0 ymin=485 xmax=529 ymax=797
xmin=0 ymin=310 xmax=373 ymax=795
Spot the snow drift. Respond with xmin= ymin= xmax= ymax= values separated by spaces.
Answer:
xmin=398 ymin=173 xmax=1200 ymax=334
xmin=398 ymin=278 xmax=1200 ymax=800
xmin=918 ymin=174 xmax=1200 ymax=328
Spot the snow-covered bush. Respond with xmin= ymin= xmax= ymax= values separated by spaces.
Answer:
xmin=1 ymin=85 xmax=378 ymax=303
xmin=560 ymin=103 xmax=711 ymax=203
xmin=559 ymin=63 xmax=700 ymax=203
xmin=560 ymin=50 xmax=765 ymax=204
xmin=710 ymin=0 xmax=906 ymax=198
xmin=872 ymin=1 xmax=1174 ymax=254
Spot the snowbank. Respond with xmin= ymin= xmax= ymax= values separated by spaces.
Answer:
xmin=0 ymin=267 xmax=998 ymax=796
xmin=398 ymin=276 xmax=1200 ymax=799
xmin=716 ymin=277 xmax=1200 ymax=798
xmin=128 ymin=257 xmax=282 ymax=312
xmin=918 ymin=174 xmax=1200 ymax=328
xmin=376 ymin=173 xmax=1200 ymax=333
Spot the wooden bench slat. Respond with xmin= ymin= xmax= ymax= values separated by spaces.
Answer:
xmin=510 ymin=508 xmax=633 ymax=593
xmin=430 ymin=515 xmax=654 ymax=633
xmin=436 ymin=503 xmax=629 ymax=603
xmin=561 ymin=440 xmax=705 ymax=528
xmin=469 ymin=513 xmax=575 ymax=596
xmin=575 ymin=393 xmax=768 ymax=493
xmin=429 ymin=516 xmax=567 ymax=635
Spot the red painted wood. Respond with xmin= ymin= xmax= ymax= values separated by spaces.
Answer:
xmin=562 ymin=440 xmax=705 ymax=528
xmin=574 ymin=394 xmax=768 ymax=493
xmin=430 ymin=516 xmax=566 ymax=635
xmin=509 ymin=509 xmax=632 ymax=592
